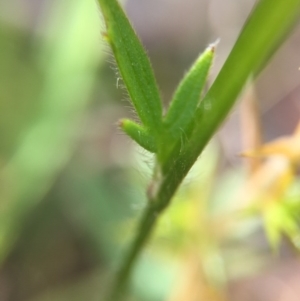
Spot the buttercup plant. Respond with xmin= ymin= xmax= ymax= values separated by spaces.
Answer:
xmin=97 ymin=0 xmax=300 ymax=300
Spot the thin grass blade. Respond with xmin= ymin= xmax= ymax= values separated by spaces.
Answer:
xmin=187 ymin=0 xmax=300 ymax=161
xmin=161 ymin=0 xmax=300 ymax=203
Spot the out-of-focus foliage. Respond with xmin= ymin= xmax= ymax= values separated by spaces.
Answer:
xmin=242 ymin=121 xmax=300 ymax=249
xmin=0 ymin=0 xmax=102 ymax=262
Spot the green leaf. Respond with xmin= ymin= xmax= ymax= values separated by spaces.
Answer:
xmin=120 ymin=119 xmax=157 ymax=153
xmin=163 ymin=45 xmax=215 ymax=142
xmin=98 ymin=0 xmax=163 ymax=134
xmin=162 ymin=0 xmax=300 ymax=175
xmin=188 ymin=0 xmax=300 ymax=163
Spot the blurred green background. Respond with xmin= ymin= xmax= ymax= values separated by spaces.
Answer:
xmin=1 ymin=0 xmax=300 ymax=300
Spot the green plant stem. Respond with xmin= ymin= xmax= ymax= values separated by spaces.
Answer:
xmin=106 ymin=204 xmax=158 ymax=301
xmin=103 ymin=0 xmax=300 ymax=299
xmin=106 ymin=160 xmax=187 ymax=301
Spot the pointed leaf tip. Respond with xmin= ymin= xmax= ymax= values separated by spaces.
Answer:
xmin=208 ymin=39 xmax=220 ymax=53
xmin=163 ymin=44 xmax=215 ymax=144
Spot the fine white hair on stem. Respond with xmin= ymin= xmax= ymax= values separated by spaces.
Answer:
xmin=100 ymin=27 xmax=140 ymax=125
